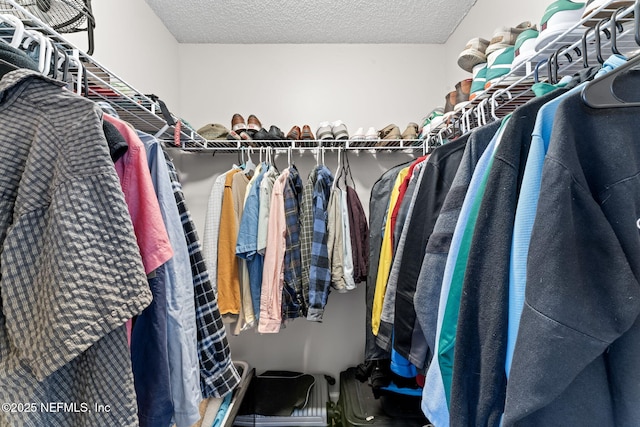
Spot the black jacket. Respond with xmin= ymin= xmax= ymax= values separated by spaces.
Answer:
xmin=393 ymin=137 xmax=467 ymax=367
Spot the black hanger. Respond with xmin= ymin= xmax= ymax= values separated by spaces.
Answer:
xmin=610 ymin=7 xmax=627 ymax=56
xmin=594 ymin=18 xmax=612 ymax=65
xmin=581 ymin=1 xmax=640 ymax=108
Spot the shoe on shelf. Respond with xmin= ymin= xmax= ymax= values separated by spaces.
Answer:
xmin=317 ymin=121 xmax=333 ymax=140
xmin=582 ymin=0 xmax=634 ymax=27
xmin=231 ymin=113 xmax=247 ymax=132
xmin=486 ymin=21 xmax=536 ymax=57
xmin=301 ymin=125 xmax=315 ymax=140
xmin=470 ymin=63 xmax=488 ymax=100
xmin=455 ymin=78 xmax=472 ymax=108
xmin=268 ymin=125 xmax=285 ymax=140
xmin=365 ymin=127 xmax=378 ymax=140
xmin=247 ymin=114 xmax=262 ymax=135
xmin=252 ymin=127 xmax=269 ymax=140
xmin=536 ymin=0 xmax=586 ymax=52
xmin=352 ymin=127 xmax=366 ymax=140
xmin=240 ymin=131 xmax=253 ymax=141
xmin=287 ymin=125 xmax=301 ymax=140
xmin=379 ymin=124 xmax=402 ymax=142
xmin=331 ymin=120 xmax=349 ymax=140
xmin=458 ymin=37 xmax=490 ymax=73
xmin=227 ymin=130 xmax=242 ymax=141
xmin=401 ymin=122 xmax=419 ymax=140
xmin=485 ymin=46 xmax=515 ymax=89
xmin=444 ymin=90 xmax=457 ymax=113
xmin=511 ymin=28 xmax=540 ymax=70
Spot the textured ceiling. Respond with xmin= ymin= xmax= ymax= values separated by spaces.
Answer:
xmin=144 ymin=0 xmax=478 ymax=44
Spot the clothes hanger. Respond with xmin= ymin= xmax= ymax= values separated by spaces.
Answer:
xmin=244 ymin=147 xmax=256 ymax=175
xmin=594 ymin=18 xmax=612 ymax=65
xmin=581 ymin=3 xmax=640 ymax=108
xmin=610 ymin=7 xmax=628 ymax=56
xmin=0 ymin=14 xmax=25 ymax=48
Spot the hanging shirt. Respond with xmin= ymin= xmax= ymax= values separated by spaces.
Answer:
xmin=106 ymin=114 xmax=173 ymax=275
xmin=164 ymin=152 xmax=241 ymax=399
xmin=217 ymin=169 xmax=242 ymax=315
xmin=390 ymin=156 xmax=427 ymax=249
xmin=307 ymin=166 xmax=335 ymax=321
xmin=231 ymin=171 xmax=250 ymax=335
xmin=0 ymin=70 xmax=152 ymax=427
xmin=257 ymin=166 xmax=278 ymax=255
xmin=346 ymin=185 xmax=368 ymax=284
xmin=300 ymin=167 xmax=318 ymax=314
xmin=327 ymin=187 xmax=347 ymax=292
xmin=340 ymin=188 xmax=356 ymax=291
xmin=140 ymin=132 xmax=201 ymax=427
xmin=371 ymin=166 xmax=409 ymax=335
xmin=259 ymin=169 xmax=290 ymax=333
xmin=237 ymin=164 xmax=267 ymax=321
xmin=203 ymin=171 xmax=231 ymax=288
xmin=282 ymin=165 xmax=305 ymax=319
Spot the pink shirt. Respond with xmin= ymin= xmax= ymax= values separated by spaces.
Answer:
xmin=105 ymin=114 xmax=173 ymax=274
xmin=258 ymin=169 xmax=289 ymax=334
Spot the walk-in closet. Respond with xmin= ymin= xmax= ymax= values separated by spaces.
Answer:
xmin=1 ymin=0 xmax=639 ymax=426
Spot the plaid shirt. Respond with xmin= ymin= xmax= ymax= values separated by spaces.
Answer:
xmin=299 ymin=168 xmax=318 ymax=315
xmin=0 ymin=70 xmax=151 ymax=427
xmin=307 ymin=166 xmax=334 ymax=321
xmin=164 ymin=153 xmax=241 ymax=398
xmin=282 ymin=165 xmax=304 ymax=319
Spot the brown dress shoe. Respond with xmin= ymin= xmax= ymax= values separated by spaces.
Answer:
xmin=247 ymin=114 xmax=262 ymax=133
xmin=287 ymin=125 xmax=301 ymax=140
xmin=231 ymin=113 xmax=246 ymax=132
xmin=301 ymin=125 xmax=315 ymax=140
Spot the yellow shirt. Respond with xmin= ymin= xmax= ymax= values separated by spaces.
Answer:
xmin=372 ymin=166 xmax=410 ymax=335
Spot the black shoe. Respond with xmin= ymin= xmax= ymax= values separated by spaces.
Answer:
xmin=253 ymin=128 xmax=269 ymax=140
xmin=268 ymin=125 xmax=285 ymax=140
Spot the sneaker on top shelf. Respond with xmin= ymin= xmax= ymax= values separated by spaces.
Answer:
xmin=444 ymin=90 xmax=457 ymax=113
xmin=286 ymin=125 xmax=301 ymax=140
xmin=331 ymin=120 xmax=349 ymax=140
xmin=485 ymin=46 xmax=516 ymax=89
xmin=485 ymin=21 xmax=536 ymax=57
xmin=511 ymin=28 xmax=540 ymax=70
xmin=535 ymin=0 xmax=586 ymax=52
xmin=457 ymin=37 xmax=490 ymax=73
xmin=316 ymin=121 xmax=333 ymax=140
xmin=401 ymin=123 xmax=419 ymax=140
xmin=351 ymin=127 xmax=366 ymax=140
xmin=470 ymin=63 xmax=488 ymax=100
xmin=231 ymin=113 xmax=247 ymax=132
xmin=365 ymin=127 xmax=378 ymax=140
xmin=582 ymin=0 xmax=634 ymax=27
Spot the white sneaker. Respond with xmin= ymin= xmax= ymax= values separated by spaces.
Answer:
xmin=351 ymin=127 xmax=365 ymax=140
xmin=317 ymin=121 xmax=332 ymax=140
xmin=365 ymin=127 xmax=378 ymax=140
xmin=331 ymin=120 xmax=349 ymax=140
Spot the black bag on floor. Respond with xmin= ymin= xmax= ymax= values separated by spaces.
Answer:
xmin=333 ymin=367 xmax=430 ymax=426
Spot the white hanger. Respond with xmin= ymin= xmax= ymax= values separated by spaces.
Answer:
xmin=0 ymin=14 xmax=25 ymax=48
xmin=243 ymin=147 xmax=255 ymax=175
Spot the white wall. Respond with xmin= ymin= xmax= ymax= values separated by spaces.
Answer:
xmin=177 ymin=44 xmax=447 ymax=135
xmin=65 ymin=0 xmax=180 ymax=109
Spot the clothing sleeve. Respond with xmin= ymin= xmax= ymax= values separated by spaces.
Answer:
xmin=203 ymin=174 xmax=226 ymax=280
xmin=327 ymin=189 xmax=346 ymax=292
xmin=0 ymin=107 xmax=151 ymax=382
xmin=107 ymin=114 xmax=173 ymax=275
xmin=503 ymin=158 xmax=640 ymax=425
